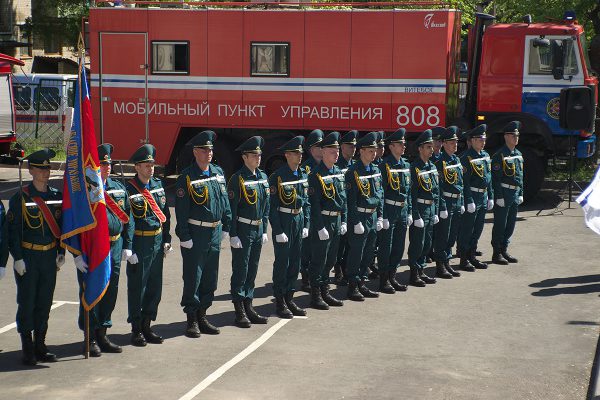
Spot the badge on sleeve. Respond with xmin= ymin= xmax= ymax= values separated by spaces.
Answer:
xmin=269 ymin=186 xmax=276 ymax=195
xmin=176 ymin=188 xmax=185 ymax=198
xmin=493 ymin=164 xmax=500 ymax=171
xmin=228 ymin=190 xmax=234 ymax=200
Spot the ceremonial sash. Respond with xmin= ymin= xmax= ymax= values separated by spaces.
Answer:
xmin=22 ymin=186 xmax=61 ymax=238
xmin=128 ymin=179 xmax=167 ymax=223
xmin=104 ymin=190 xmax=130 ymax=223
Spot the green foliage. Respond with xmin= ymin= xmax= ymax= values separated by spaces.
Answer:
xmin=31 ymin=0 xmax=88 ymax=49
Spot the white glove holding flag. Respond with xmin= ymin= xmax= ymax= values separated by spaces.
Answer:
xmin=74 ymin=255 xmax=88 ymax=273
xmin=276 ymin=233 xmax=289 ymax=243
xmin=230 ymin=236 xmax=243 ymax=249
xmin=318 ymin=227 xmax=330 ymax=241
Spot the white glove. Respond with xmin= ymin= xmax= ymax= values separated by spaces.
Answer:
xmin=497 ymin=198 xmax=505 ymax=207
xmin=180 ymin=239 xmax=193 ymax=249
xmin=354 ymin=222 xmax=365 ymax=234
xmin=407 ymin=215 xmax=413 ymax=226
xmin=318 ymin=227 xmax=330 ymax=241
xmin=276 ymin=233 xmax=289 ymax=243
xmin=433 ymin=215 xmax=440 ymax=225
xmin=222 ymin=231 xmax=230 ymax=241
xmin=414 ymin=218 xmax=424 ymax=228
xmin=440 ymin=210 xmax=448 ymax=219
xmin=487 ymin=199 xmax=494 ymax=210
xmin=122 ymin=249 xmax=133 ymax=262
xmin=382 ymin=219 xmax=390 ymax=230
xmin=13 ymin=259 xmax=26 ymax=276
xmin=376 ymin=218 xmax=384 ymax=232
xmin=163 ymin=243 xmax=173 ymax=254
xmin=460 ymin=206 xmax=465 ymax=214
xmin=302 ymin=228 xmax=309 ymax=239
xmin=74 ymin=255 xmax=88 ymax=273
xmin=340 ymin=222 xmax=347 ymax=235
xmin=0 ymin=267 xmax=5 ymax=280
xmin=517 ymin=196 xmax=524 ymax=205
xmin=467 ymin=202 xmax=476 ymax=213
xmin=262 ymin=233 xmax=268 ymax=244
xmin=230 ymin=236 xmax=243 ymax=249
xmin=56 ymin=254 xmax=65 ymax=270
xmin=128 ymin=253 xmax=139 ymax=265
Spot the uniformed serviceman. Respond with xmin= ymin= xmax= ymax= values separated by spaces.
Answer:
xmin=333 ymin=130 xmax=357 ymax=286
xmin=300 ymin=129 xmax=324 ymax=292
xmin=269 ymin=136 xmax=310 ymax=318
xmin=407 ymin=130 xmax=439 ymax=287
xmin=344 ymin=131 xmax=383 ymax=301
xmin=491 ymin=121 xmax=524 ymax=264
xmin=0 ymin=200 xmax=8 ymax=279
xmin=433 ymin=127 xmax=463 ymax=279
xmin=124 ymin=144 xmax=172 ymax=346
xmin=307 ymin=131 xmax=346 ymax=310
xmin=74 ymin=144 xmax=134 ymax=356
xmin=7 ymin=149 xmax=64 ymax=365
xmin=431 ymin=127 xmax=445 ymax=164
xmin=458 ymin=124 xmax=494 ymax=271
xmin=227 ymin=136 xmax=270 ymax=328
xmin=175 ymin=131 xmax=232 ymax=338
xmin=377 ymin=128 xmax=411 ymax=293
xmin=366 ymin=131 xmax=386 ymax=280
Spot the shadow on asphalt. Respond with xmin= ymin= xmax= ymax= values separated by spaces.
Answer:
xmin=530 ymin=274 xmax=600 ymax=297
xmin=0 ymin=341 xmax=85 ymax=372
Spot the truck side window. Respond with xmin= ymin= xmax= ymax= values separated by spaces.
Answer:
xmin=13 ymin=85 xmax=31 ymax=111
xmin=34 ymin=87 xmax=60 ymax=112
xmin=528 ymin=38 xmax=579 ymax=76
xmin=250 ymin=43 xmax=289 ymax=77
xmin=152 ymin=41 xmax=189 ymax=74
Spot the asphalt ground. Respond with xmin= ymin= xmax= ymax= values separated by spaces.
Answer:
xmin=0 ymin=165 xmax=599 ymax=400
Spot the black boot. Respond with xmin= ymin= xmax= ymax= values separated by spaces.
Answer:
xmin=358 ymin=280 xmax=379 ymax=298
xmin=34 ymin=329 xmax=57 ymax=362
xmin=501 ymin=247 xmax=518 ymax=263
xmin=275 ymin=295 xmax=294 ymax=319
xmin=300 ymin=272 xmax=311 ymax=293
xmin=436 ymin=261 xmax=453 ymax=279
xmin=233 ymin=301 xmax=251 ymax=328
xmin=347 ymin=281 xmax=365 ymax=301
xmin=492 ymin=248 xmax=509 ymax=265
xmin=244 ymin=298 xmax=268 ymax=324
xmin=445 ymin=261 xmax=461 ymax=277
xmin=284 ymin=292 xmax=307 ymax=316
xmin=131 ymin=322 xmax=147 ymax=347
xmin=419 ymin=269 xmax=437 ymax=284
xmin=378 ymin=271 xmax=396 ymax=294
xmin=141 ymin=318 xmax=164 ymax=344
xmin=197 ymin=308 xmax=220 ymax=334
xmin=310 ymin=286 xmax=329 ymax=310
xmin=85 ymin=332 xmax=102 ymax=358
xmin=96 ymin=327 xmax=122 ymax=353
xmin=389 ymin=270 xmax=408 ymax=291
xmin=20 ymin=332 xmax=37 ymax=366
xmin=321 ymin=285 xmax=343 ymax=307
xmin=409 ymin=268 xmax=426 ymax=287
xmin=459 ymin=251 xmax=476 ymax=272
xmin=185 ymin=313 xmax=201 ymax=338
xmin=470 ymin=250 xmax=488 ymax=269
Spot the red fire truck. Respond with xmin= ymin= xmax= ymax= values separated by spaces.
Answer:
xmin=88 ymin=2 xmax=597 ymax=198
xmin=0 ymin=52 xmax=25 ymax=160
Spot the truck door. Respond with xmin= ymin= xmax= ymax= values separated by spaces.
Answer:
xmin=99 ymin=32 xmax=148 ymax=160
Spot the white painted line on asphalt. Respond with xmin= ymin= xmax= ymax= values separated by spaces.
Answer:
xmin=179 ymin=319 xmax=292 ymax=400
xmin=0 ymin=300 xmax=79 ymax=334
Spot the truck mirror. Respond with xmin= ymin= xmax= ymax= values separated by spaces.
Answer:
xmin=551 ymin=40 xmax=564 ymax=80
xmin=532 ymin=37 xmax=549 ymax=47
xmin=559 ymin=86 xmax=596 ymax=130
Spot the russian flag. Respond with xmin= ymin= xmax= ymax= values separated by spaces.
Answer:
xmin=60 ymin=56 xmax=111 ymax=310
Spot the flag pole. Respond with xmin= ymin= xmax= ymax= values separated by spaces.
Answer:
xmin=85 ymin=310 xmax=90 ymax=359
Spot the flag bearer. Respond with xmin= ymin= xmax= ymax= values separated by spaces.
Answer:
xmin=269 ymin=136 xmax=310 ymax=318
xmin=491 ymin=121 xmax=524 ymax=265
xmin=377 ymin=128 xmax=411 ymax=294
xmin=7 ymin=149 xmax=64 ymax=365
xmin=433 ymin=127 xmax=463 ymax=279
xmin=344 ymin=132 xmax=384 ymax=301
xmin=458 ymin=124 xmax=494 ymax=271
xmin=407 ymin=130 xmax=439 ymax=287
xmin=227 ymin=136 xmax=270 ymax=328
xmin=307 ymin=131 xmax=346 ymax=310
xmin=124 ymin=144 xmax=172 ymax=346
xmin=175 ymin=131 xmax=231 ymax=338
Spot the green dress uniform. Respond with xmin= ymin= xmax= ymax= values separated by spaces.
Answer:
xmin=124 ymin=144 xmax=172 ymax=345
xmin=407 ymin=130 xmax=440 ymax=286
xmin=227 ymin=136 xmax=270 ymax=328
xmin=458 ymin=124 xmax=494 ymax=271
xmin=7 ymin=148 xmax=63 ymax=365
xmin=345 ymin=132 xmax=383 ymax=301
xmin=0 ymin=200 xmax=8 ymax=274
xmin=269 ymin=136 xmax=310 ymax=318
xmin=377 ymin=128 xmax=411 ymax=293
xmin=300 ymin=128 xmax=324 ymax=292
xmin=433 ymin=127 xmax=464 ymax=278
xmin=491 ymin=121 xmax=524 ymax=264
xmin=307 ymin=132 xmax=346 ymax=310
xmin=175 ymin=131 xmax=231 ymax=338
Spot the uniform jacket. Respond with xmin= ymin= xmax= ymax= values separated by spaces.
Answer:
xmin=344 ymin=161 xmax=383 ymax=226
xmin=268 ymin=164 xmax=310 ymax=236
xmin=227 ymin=165 xmax=270 ymax=237
xmin=491 ymin=145 xmax=524 ymax=200
xmin=308 ymin=161 xmax=347 ymax=231
xmin=104 ymin=177 xmax=134 ymax=240
xmin=461 ymin=148 xmax=493 ymax=205
xmin=435 ymin=150 xmax=464 ymax=211
xmin=409 ymin=157 xmax=440 ymax=220
xmin=379 ymin=154 xmax=412 ymax=217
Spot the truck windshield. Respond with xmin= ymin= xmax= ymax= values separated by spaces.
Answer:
xmin=528 ymin=37 xmax=579 ymax=76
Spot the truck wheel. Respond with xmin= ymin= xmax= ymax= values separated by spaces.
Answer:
xmin=520 ymin=146 xmax=544 ymax=202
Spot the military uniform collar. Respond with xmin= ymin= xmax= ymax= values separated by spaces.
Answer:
xmin=26 ymin=183 xmax=51 ymax=197
xmin=134 ymin=175 xmax=156 ymax=189
xmin=240 ymin=164 xmax=259 ymax=178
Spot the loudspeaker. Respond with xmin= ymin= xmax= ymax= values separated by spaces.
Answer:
xmin=559 ymin=86 xmax=595 ymax=130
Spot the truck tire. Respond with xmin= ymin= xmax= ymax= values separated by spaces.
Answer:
xmin=520 ymin=146 xmax=544 ymax=202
